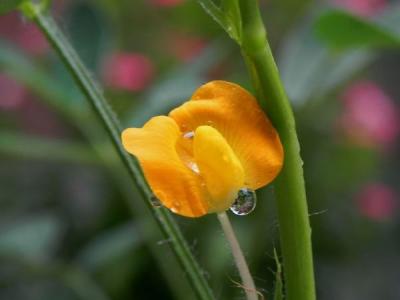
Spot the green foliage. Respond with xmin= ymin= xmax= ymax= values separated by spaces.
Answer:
xmin=279 ymin=18 xmax=374 ymax=106
xmin=315 ymin=10 xmax=400 ymax=49
xmin=0 ymin=41 xmax=84 ymax=114
xmin=0 ymin=0 xmax=23 ymax=15
xmin=1 ymin=0 xmax=399 ymax=299
xmin=220 ymin=0 xmax=242 ymax=42
xmin=77 ymin=222 xmax=141 ymax=270
xmin=0 ymin=214 xmax=62 ymax=261
xmin=65 ymin=2 xmax=110 ymax=71
xmin=281 ymin=5 xmax=400 ymax=105
xmin=22 ymin=6 xmax=216 ymax=300
xmin=273 ymin=249 xmax=284 ymax=300
xmin=197 ymin=0 xmax=242 ymax=42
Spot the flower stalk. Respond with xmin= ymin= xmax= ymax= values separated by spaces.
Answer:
xmin=239 ymin=2 xmax=316 ymax=300
xmin=19 ymin=2 xmax=215 ymax=300
xmin=217 ymin=212 xmax=258 ymax=300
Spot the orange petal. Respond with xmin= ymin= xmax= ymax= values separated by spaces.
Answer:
xmin=121 ymin=116 xmax=209 ymax=217
xmin=193 ymin=125 xmax=244 ymax=212
xmin=170 ymin=80 xmax=283 ymax=189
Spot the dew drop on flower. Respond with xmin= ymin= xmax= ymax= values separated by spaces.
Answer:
xmin=150 ymin=195 xmax=162 ymax=207
xmin=230 ymin=188 xmax=257 ymax=216
xmin=183 ymin=131 xmax=194 ymax=139
xmin=188 ymin=161 xmax=200 ymax=174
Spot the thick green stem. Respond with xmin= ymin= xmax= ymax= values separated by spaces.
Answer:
xmin=239 ymin=2 xmax=316 ymax=300
xmin=217 ymin=212 xmax=257 ymax=300
xmin=20 ymin=4 xmax=215 ymax=300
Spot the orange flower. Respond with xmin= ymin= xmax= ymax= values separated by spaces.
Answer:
xmin=122 ymin=81 xmax=283 ymax=217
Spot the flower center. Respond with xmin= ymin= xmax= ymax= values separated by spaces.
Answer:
xmin=176 ymin=125 xmax=245 ymax=213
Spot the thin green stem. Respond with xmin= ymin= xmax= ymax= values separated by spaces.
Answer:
xmin=238 ymin=2 xmax=316 ymax=300
xmin=19 ymin=3 xmax=215 ymax=300
xmin=217 ymin=212 xmax=258 ymax=300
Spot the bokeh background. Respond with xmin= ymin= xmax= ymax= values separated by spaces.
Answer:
xmin=1 ymin=0 xmax=399 ymax=299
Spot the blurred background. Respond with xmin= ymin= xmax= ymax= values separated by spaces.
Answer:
xmin=0 ymin=0 xmax=399 ymax=299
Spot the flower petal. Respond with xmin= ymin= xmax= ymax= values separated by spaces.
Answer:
xmin=121 ymin=116 xmax=208 ymax=217
xmin=193 ymin=125 xmax=244 ymax=212
xmin=170 ymin=81 xmax=283 ymax=189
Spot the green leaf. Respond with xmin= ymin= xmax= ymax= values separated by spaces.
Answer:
xmin=279 ymin=17 xmax=374 ymax=106
xmin=197 ymin=0 xmax=227 ymax=32
xmin=197 ymin=0 xmax=241 ymax=42
xmin=221 ymin=0 xmax=242 ymax=41
xmin=0 ymin=0 xmax=23 ymax=15
xmin=315 ymin=10 xmax=400 ymax=49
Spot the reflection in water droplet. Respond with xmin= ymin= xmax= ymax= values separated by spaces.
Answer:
xmin=150 ymin=195 xmax=162 ymax=208
xmin=183 ymin=131 xmax=194 ymax=139
xmin=188 ymin=161 xmax=200 ymax=174
xmin=230 ymin=188 xmax=257 ymax=216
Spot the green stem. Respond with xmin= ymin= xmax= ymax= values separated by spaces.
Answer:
xmin=19 ymin=3 xmax=215 ymax=300
xmin=217 ymin=212 xmax=258 ymax=300
xmin=238 ymin=2 xmax=316 ymax=300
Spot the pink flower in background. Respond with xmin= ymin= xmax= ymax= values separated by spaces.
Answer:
xmin=355 ymin=183 xmax=397 ymax=221
xmin=167 ymin=32 xmax=207 ymax=62
xmin=0 ymin=74 xmax=26 ymax=110
xmin=150 ymin=0 xmax=184 ymax=7
xmin=103 ymin=52 xmax=154 ymax=92
xmin=339 ymin=81 xmax=400 ymax=148
xmin=331 ymin=0 xmax=387 ymax=17
xmin=0 ymin=12 xmax=48 ymax=56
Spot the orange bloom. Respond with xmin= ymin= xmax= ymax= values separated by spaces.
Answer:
xmin=122 ymin=81 xmax=283 ymax=217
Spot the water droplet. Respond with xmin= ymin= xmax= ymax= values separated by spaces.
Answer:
xmin=183 ymin=131 xmax=194 ymax=139
xmin=150 ymin=195 xmax=162 ymax=208
xmin=230 ymin=188 xmax=257 ymax=216
xmin=188 ymin=161 xmax=200 ymax=174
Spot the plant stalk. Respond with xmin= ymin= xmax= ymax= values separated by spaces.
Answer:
xmin=217 ymin=212 xmax=258 ymax=300
xmin=238 ymin=2 xmax=316 ymax=300
xmin=20 ymin=3 xmax=215 ymax=300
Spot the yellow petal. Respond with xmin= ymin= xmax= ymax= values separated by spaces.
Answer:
xmin=170 ymin=80 xmax=283 ymax=189
xmin=121 ymin=116 xmax=209 ymax=217
xmin=193 ymin=125 xmax=245 ymax=212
